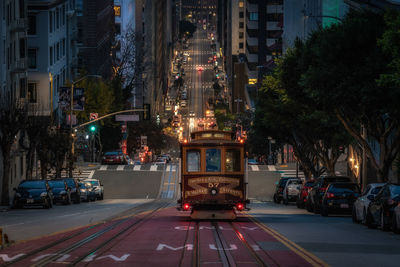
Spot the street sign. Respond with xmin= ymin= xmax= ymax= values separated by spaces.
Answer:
xmin=115 ymin=114 xmax=139 ymax=121
xmin=90 ymin=113 xmax=98 ymax=120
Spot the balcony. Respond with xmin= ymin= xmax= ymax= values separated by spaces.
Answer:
xmin=267 ymin=5 xmax=283 ymax=14
xmin=9 ymin=18 xmax=28 ymax=33
xmin=246 ymin=48 xmax=258 ymax=63
xmin=267 ymin=21 xmax=281 ymax=31
xmin=246 ymin=35 xmax=258 ymax=46
xmin=247 ymin=20 xmax=258 ymax=30
xmin=267 ymin=38 xmax=279 ymax=47
xmin=246 ymin=2 xmax=258 ymax=12
xmin=11 ymin=59 xmax=27 ymax=73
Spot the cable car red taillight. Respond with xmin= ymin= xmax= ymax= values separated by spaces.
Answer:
xmin=183 ymin=203 xmax=191 ymax=211
xmin=236 ymin=203 xmax=244 ymax=211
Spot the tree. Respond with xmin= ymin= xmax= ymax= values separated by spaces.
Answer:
xmin=0 ymin=103 xmax=27 ymax=205
xmin=301 ymin=9 xmax=400 ymax=181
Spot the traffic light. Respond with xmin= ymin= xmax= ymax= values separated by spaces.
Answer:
xmin=143 ymin=104 xmax=150 ymax=120
xmin=89 ymin=125 xmax=96 ymax=132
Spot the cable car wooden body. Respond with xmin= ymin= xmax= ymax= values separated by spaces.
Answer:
xmin=178 ymin=130 xmax=249 ymax=219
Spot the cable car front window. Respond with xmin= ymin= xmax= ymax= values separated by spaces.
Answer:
xmin=187 ymin=150 xmax=200 ymax=172
xmin=206 ymin=149 xmax=221 ymax=172
xmin=226 ymin=149 xmax=240 ymax=172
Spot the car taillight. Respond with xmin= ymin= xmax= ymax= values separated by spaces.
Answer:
xmin=183 ymin=203 xmax=190 ymax=211
xmin=326 ymin=193 xmax=335 ymax=198
xmin=236 ymin=203 xmax=244 ymax=211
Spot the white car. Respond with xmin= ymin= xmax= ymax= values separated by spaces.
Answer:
xmin=83 ymin=178 xmax=104 ymax=200
xmin=282 ymin=178 xmax=302 ymax=205
xmin=352 ymin=183 xmax=384 ymax=223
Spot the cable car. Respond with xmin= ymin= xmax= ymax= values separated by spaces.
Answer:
xmin=178 ymin=130 xmax=249 ymax=219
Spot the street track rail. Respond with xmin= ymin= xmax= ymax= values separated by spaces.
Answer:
xmin=1 ymin=200 xmax=171 ymax=267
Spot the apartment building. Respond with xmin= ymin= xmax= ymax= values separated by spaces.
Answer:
xmin=0 ymin=0 xmax=29 ymax=204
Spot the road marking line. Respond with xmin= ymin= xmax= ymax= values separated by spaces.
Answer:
xmin=150 ymin=165 xmax=158 ymax=171
xmin=88 ymin=171 xmax=95 ymax=179
xmin=116 ymin=165 xmax=125 ymax=171
xmin=133 ymin=165 xmax=141 ymax=171
xmin=267 ymin=165 xmax=276 ymax=171
xmin=99 ymin=165 xmax=107 ymax=171
xmin=247 ymin=215 xmax=330 ymax=267
xmin=250 ymin=165 xmax=259 ymax=171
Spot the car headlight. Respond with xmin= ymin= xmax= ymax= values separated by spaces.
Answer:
xmin=40 ymin=192 xmax=48 ymax=197
xmin=60 ymin=190 xmax=67 ymax=195
xmin=15 ymin=193 xmax=21 ymax=197
xmin=80 ymin=189 xmax=86 ymax=192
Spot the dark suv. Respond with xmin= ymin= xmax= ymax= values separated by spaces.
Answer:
xmin=306 ymin=176 xmax=353 ymax=213
xmin=320 ymin=183 xmax=360 ymax=216
xmin=63 ymin=178 xmax=81 ymax=204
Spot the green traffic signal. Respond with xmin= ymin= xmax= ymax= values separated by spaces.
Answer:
xmin=90 ymin=125 xmax=96 ymax=132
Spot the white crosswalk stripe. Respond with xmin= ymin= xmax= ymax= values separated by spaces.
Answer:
xmin=116 ymin=165 xmax=124 ymax=171
xmin=150 ymin=165 xmax=158 ymax=171
xmin=133 ymin=165 xmax=141 ymax=171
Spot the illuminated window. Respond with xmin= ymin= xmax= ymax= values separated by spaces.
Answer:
xmin=248 ymin=79 xmax=257 ymax=84
xmin=114 ymin=6 xmax=121 ymax=16
xmin=239 ymin=1 xmax=244 ymax=8
xmin=226 ymin=149 xmax=241 ymax=172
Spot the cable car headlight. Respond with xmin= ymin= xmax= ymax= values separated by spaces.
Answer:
xmin=210 ymin=188 xmax=218 ymax=196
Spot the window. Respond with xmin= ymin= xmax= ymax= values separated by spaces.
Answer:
xmin=114 ymin=6 xmax=121 ymax=16
xmin=56 ymin=8 xmax=59 ymax=29
xmin=239 ymin=32 xmax=244 ymax=39
xmin=62 ymin=5 xmax=65 ymax=25
xmin=62 ymin=38 xmax=65 ymax=56
xmin=56 ymin=42 xmax=60 ymax=60
xmin=49 ymin=11 xmax=52 ymax=32
xmin=239 ymin=11 xmax=244 ymax=18
xmin=28 ymin=48 xmax=36 ymax=68
xmin=27 ymin=83 xmax=37 ymax=103
xmin=19 ymin=0 xmax=25 ymax=18
xmin=187 ymin=150 xmax=200 ymax=172
xmin=239 ymin=1 xmax=244 ymax=8
xmin=28 ymin=15 xmax=36 ymax=35
xmin=249 ymin=12 xmax=258 ymax=21
xmin=19 ymin=38 xmax=25 ymax=58
xmin=239 ymin=42 xmax=243 ymax=49
xmin=206 ymin=149 xmax=221 ymax=172
xmin=225 ymin=149 xmax=240 ymax=172
xmin=239 ymin=22 xmax=244 ymax=28
xmin=19 ymin=78 xmax=26 ymax=98
xmin=50 ymin=46 xmax=53 ymax=65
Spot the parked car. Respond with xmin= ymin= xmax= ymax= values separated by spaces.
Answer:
xmin=63 ymin=178 xmax=81 ymax=204
xmin=13 ymin=180 xmax=53 ymax=209
xmin=352 ymin=183 xmax=384 ymax=223
xmin=306 ymin=176 xmax=353 ymax=213
xmin=160 ymin=154 xmax=171 ymax=163
xmin=366 ymin=183 xmax=400 ymax=231
xmin=101 ymin=151 xmax=127 ymax=165
xmin=320 ymin=183 xmax=360 ymax=216
xmin=155 ymin=158 xmax=167 ymax=165
xmin=84 ymin=178 xmax=104 ymax=200
xmin=283 ymin=178 xmax=302 ymax=205
xmin=273 ymin=177 xmax=291 ymax=203
xmin=248 ymin=159 xmax=258 ymax=165
xmin=48 ymin=180 xmax=71 ymax=205
xmin=78 ymin=182 xmax=97 ymax=202
xmin=296 ymin=180 xmax=315 ymax=208
xmin=392 ymin=205 xmax=400 ymax=234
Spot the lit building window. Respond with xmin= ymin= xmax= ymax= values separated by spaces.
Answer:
xmin=239 ymin=1 xmax=244 ymax=8
xmin=114 ymin=6 xmax=121 ymax=17
xmin=248 ymin=79 xmax=257 ymax=85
